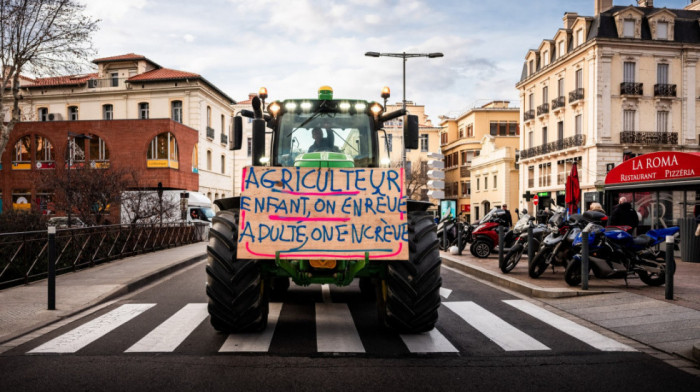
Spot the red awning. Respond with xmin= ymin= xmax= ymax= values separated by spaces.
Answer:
xmin=605 ymin=151 xmax=700 ymax=188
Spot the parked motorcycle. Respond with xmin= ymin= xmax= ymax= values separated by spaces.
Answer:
xmin=565 ymin=224 xmax=680 ymax=286
xmin=528 ymin=208 xmax=607 ymax=278
xmin=437 ymin=217 xmax=473 ymax=252
xmin=469 ymin=208 xmax=511 ymax=258
xmin=500 ymin=211 xmax=548 ymax=273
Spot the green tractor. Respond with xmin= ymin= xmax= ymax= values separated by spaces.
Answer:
xmin=206 ymin=86 xmax=441 ymax=333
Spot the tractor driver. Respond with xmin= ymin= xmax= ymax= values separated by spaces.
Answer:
xmin=308 ymin=121 xmax=339 ymax=152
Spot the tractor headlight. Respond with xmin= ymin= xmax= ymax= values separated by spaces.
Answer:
xmin=285 ymin=102 xmax=297 ymax=111
xmin=370 ymin=103 xmax=383 ymax=116
xmin=300 ymin=102 xmax=313 ymax=111
xmin=268 ymin=102 xmax=280 ymax=116
xmin=355 ymin=103 xmax=366 ymax=111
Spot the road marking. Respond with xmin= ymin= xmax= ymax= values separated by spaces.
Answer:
xmin=28 ymin=304 xmax=155 ymax=354
xmin=439 ymin=287 xmax=452 ymax=299
xmin=401 ymin=329 xmax=459 ymax=353
xmin=444 ymin=301 xmax=550 ymax=351
xmin=125 ymin=303 xmax=208 ymax=352
xmin=219 ymin=302 xmax=283 ymax=352
xmin=316 ymin=303 xmax=364 ymax=353
xmin=321 ymin=284 xmax=332 ymax=303
xmin=503 ymin=300 xmax=636 ymax=352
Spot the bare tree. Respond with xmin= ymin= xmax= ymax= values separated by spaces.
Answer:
xmin=120 ymin=187 xmax=180 ymax=225
xmin=0 ymin=0 xmax=98 ymax=156
xmin=403 ymin=160 xmax=430 ymax=201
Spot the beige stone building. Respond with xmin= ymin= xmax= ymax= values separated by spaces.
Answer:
xmin=470 ymin=135 xmax=520 ymax=219
xmin=12 ymin=53 xmax=236 ymax=204
xmin=439 ymin=101 xmax=520 ymax=222
xmin=516 ymin=0 xmax=700 ymax=218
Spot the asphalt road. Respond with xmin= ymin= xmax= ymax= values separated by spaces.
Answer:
xmin=1 ymin=261 xmax=698 ymax=392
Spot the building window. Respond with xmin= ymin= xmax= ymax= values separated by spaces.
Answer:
xmin=493 ymin=175 xmax=497 ymax=189
xmin=542 ymin=126 xmax=548 ymax=145
xmin=542 ymin=86 xmax=548 ymax=104
xmin=221 ymin=114 xmax=225 ymax=132
xmin=528 ymin=93 xmax=534 ymax=110
xmin=247 ymin=137 xmax=252 ymax=157
xmin=575 ymin=115 xmax=582 ymax=135
xmin=529 ymin=60 xmax=534 ymax=75
xmin=459 ymin=127 xmax=464 ymax=138
xmin=484 ymin=176 xmax=488 ymax=190
xmin=387 ymin=134 xmax=393 ymax=153
xmin=576 ymin=28 xmax=584 ymax=46
xmin=624 ymin=62 xmax=635 ymax=83
xmin=221 ymin=154 xmax=225 ymax=174
xmin=467 ymin=124 xmax=474 ymax=137
xmin=207 ymin=106 xmax=212 ymax=127
xmin=558 ymin=121 xmax=564 ymax=140
xmin=575 ymin=68 xmax=583 ymax=89
xmin=419 ymin=134 xmax=428 ymax=152
xmin=102 ymin=104 xmax=113 ymax=120
xmin=657 ymin=22 xmax=668 ymax=40
xmin=110 ymin=72 xmax=119 ymax=87
xmin=657 ymin=63 xmax=669 ymax=84
xmin=543 ymin=50 xmax=549 ymax=66
xmin=139 ymin=102 xmax=149 ymax=119
xmin=623 ymin=110 xmax=636 ymax=132
xmin=89 ymin=136 xmax=110 ymax=165
xmin=623 ymin=19 xmax=635 ymax=38
xmin=476 ymin=178 xmax=480 ymax=191
xmin=657 ymin=111 xmax=669 ymax=133
xmin=146 ymin=132 xmax=179 ymax=168
xmin=38 ymin=107 xmax=48 ymax=121
xmin=558 ymin=41 xmax=564 ymax=58
xmin=67 ymin=136 xmax=87 ymax=164
xmin=466 ymin=181 xmax=471 ymax=196
xmin=35 ymin=136 xmax=54 ymax=167
xmin=558 ymin=78 xmax=564 ymax=97
xmin=528 ymin=131 xmax=534 ymax=148
xmin=171 ymin=100 xmax=183 ymax=123
xmin=206 ymin=150 xmax=212 ymax=171
xmin=460 ymin=150 xmax=467 ymax=165
xmin=68 ymin=106 xmax=78 ymax=121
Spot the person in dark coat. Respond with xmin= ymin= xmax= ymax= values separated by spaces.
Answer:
xmin=501 ymin=204 xmax=513 ymax=227
xmin=609 ymin=196 xmax=639 ymax=229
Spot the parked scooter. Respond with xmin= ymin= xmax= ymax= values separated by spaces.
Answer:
xmin=469 ymin=208 xmax=511 ymax=258
xmin=437 ymin=216 xmax=473 ymax=252
xmin=565 ymin=223 xmax=680 ymax=286
xmin=500 ymin=210 xmax=548 ymax=273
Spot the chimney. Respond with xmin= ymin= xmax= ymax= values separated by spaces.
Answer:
xmin=594 ymin=0 xmax=613 ymax=15
xmin=637 ymin=0 xmax=653 ymax=7
xmin=563 ymin=12 xmax=578 ymax=29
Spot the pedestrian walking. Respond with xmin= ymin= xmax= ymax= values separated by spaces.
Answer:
xmin=501 ymin=204 xmax=513 ymax=227
xmin=609 ymin=196 xmax=639 ymax=230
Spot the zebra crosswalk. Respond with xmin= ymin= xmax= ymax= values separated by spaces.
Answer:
xmin=25 ymin=299 xmax=635 ymax=356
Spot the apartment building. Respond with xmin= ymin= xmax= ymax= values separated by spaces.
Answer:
xmin=440 ymin=101 xmax=520 ymax=222
xmin=516 ymin=0 xmax=700 ymax=216
xmin=0 ymin=53 xmax=235 ymax=216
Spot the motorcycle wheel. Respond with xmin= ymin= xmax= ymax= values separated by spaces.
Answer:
xmin=501 ymin=243 xmax=524 ymax=274
xmin=528 ymin=248 xmax=551 ymax=278
xmin=637 ymin=270 xmax=665 ymax=286
xmin=564 ymin=258 xmax=582 ymax=286
xmin=470 ymin=240 xmax=492 ymax=258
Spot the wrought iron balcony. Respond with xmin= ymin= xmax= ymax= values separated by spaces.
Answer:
xmin=620 ymin=82 xmax=643 ymax=96
xmin=519 ymin=134 xmax=586 ymax=159
xmin=551 ymin=96 xmax=566 ymax=110
xmin=524 ymin=109 xmax=535 ymax=121
xmin=220 ymin=133 xmax=228 ymax=144
xmin=569 ymin=88 xmax=584 ymax=103
xmin=206 ymin=126 xmax=215 ymax=139
xmin=537 ymin=103 xmax=549 ymax=116
xmin=654 ymin=84 xmax=676 ymax=97
xmin=620 ymin=131 xmax=678 ymax=145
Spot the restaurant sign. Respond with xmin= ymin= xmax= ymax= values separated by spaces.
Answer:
xmin=605 ymin=151 xmax=700 ymax=185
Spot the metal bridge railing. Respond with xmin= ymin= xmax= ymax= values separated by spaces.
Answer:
xmin=0 ymin=223 xmax=207 ymax=290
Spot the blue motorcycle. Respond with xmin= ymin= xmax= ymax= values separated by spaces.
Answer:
xmin=566 ymin=224 xmax=680 ymax=286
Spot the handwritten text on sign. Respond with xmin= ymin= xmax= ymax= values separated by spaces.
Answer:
xmin=237 ymin=166 xmax=408 ymax=260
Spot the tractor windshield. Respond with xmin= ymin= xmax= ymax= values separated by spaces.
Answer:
xmin=276 ymin=109 xmax=375 ymax=167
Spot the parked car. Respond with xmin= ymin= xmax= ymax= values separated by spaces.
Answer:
xmin=47 ymin=217 xmax=86 ymax=229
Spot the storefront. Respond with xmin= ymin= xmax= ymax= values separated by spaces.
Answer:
xmin=604 ymin=151 xmax=700 ymax=234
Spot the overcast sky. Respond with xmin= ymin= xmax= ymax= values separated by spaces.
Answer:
xmin=81 ymin=0 xmax=690 ymax=122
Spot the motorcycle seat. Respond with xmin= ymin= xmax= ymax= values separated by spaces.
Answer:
xmin=632 ymin=234 xmax=654 ymax=248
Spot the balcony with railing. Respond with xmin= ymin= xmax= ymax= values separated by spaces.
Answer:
xmin=654 ymin=84 xmax=676 ymax=98
xmin=206 ymin=127 xmax=215 ymax=139
xmin=519 ymin=134 xmax=586 ymax=159
xmin=524 ymin=109 xmax=535 ymax=121
xmin=220 ymin=133 xmax=228 ymax=144
xmin=569 ymin=88 xmax=584 ymax=104
xmin=87 ymin=78 xmax=127 ymax=88
xmin=551 ymin=96 xmax=566 ymax=110
xmin=620 ymin=82 xmax=643 ymax=96
xmin=620 ymin=131 xmax=678 ymax=145
xmin=537 ymin=103 xmax=549 ymax=116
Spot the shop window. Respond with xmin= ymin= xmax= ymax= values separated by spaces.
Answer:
xmin=89 ymin=136 xmax=110 ymax=168
xmin=66 ymin=136 xmax=87 ymax=168
xmin=36 ymin=191 xmax=54 ymax=215
xmin=147 ymin=132 xmax=179 ymax=169
xmin=35 ymin=136 xmax=55 ymax=169
xmin=12 ymin=136 xmax=31 ymax=170
xmin=13 ymin=189 xmax=31 ymax=211
xmin=192 ymin=144 xmax=199 ymax=173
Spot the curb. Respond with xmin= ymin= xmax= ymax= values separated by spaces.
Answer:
xmin=440 ymin=254 xmax=612 ymax=299
xmin=0 ymin=253 xmax=206 ymax=346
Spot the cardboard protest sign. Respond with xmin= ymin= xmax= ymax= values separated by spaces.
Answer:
xmin=237 ymin=166 xmax=408 ymax=260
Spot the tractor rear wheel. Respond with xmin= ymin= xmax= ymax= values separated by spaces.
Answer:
xmin=377 ymin=212 xmax=442 ymax=333
xmin=206 ymin=210 xmax=269 ymax=333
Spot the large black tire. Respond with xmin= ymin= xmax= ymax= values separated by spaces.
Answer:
xmin=269 ymin=277 xmax=290 ymax=301
xmin=377 ymin=212 xmax=442 ymax=333
xmin=470 ymin=239 xmax=492 ymax=258
xmin=359 ymin=277 xmax=375 ymax=299
xmin=205 ymin=210 xmax=269 ymax=332
xmin=637 ymin=270 xmax=666 ymax=286
xmin=564 ymin=258 xmax=582 ymax=286
xmin=528 ymin=247 xmax=551 ymax=278
xmin=501 ymin=243 xmax=524 ymax=274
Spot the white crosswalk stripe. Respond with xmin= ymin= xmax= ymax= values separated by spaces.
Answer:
xmin=444 ymin=301 xmax=550 ymax=351
xmin=401 ymin=329 xmax=459 ymax=353
xmin=126 ymin=303 xmax=209 ymax=352
xmin=219 ymin=303 xmax=283 ymax=352
xmin=316 ymin=303 xmax=365 ymax=353
xmin=28 ymin=304 xmax=155 ymax=354
xmin=503 ymin=300 xmax=636 ymax=352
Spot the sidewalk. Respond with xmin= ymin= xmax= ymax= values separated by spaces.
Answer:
xmin=441 ymin=250 xmax=700 ymax=365
xmin=0 ymin=243 xmax=207 ymax=346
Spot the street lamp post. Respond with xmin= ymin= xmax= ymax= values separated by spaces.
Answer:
xmin=66 ymin=132 xmax=92 ymax=228
xmin=364 ymin=51 xmax=443 ymax=170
